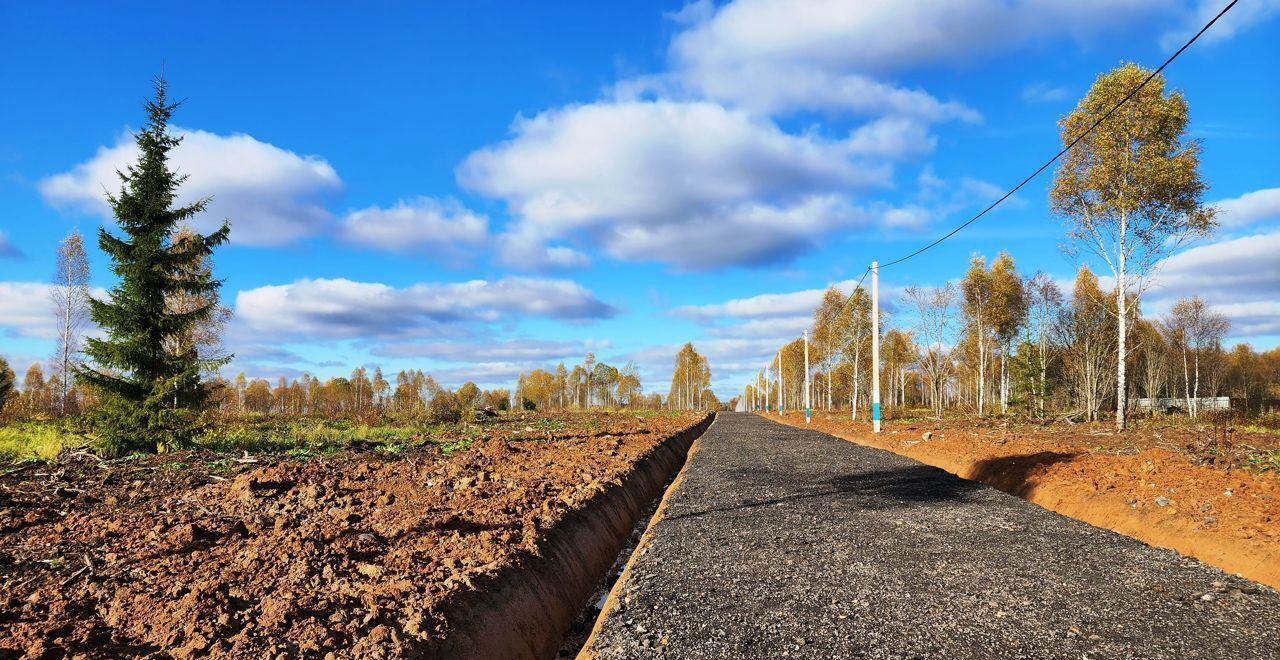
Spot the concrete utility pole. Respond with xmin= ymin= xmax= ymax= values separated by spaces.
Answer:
xmin=871 ymin=261 xmax=881 ymax=434
xmin=804 ymin=329 xmax=811 ymax=425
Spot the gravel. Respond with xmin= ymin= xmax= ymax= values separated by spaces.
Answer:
xmin=584 ymin=413 xmax=1280 ymax=659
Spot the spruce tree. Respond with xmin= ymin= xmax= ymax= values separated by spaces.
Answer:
xmin=77 ymin=77 xmax=231 ymax=455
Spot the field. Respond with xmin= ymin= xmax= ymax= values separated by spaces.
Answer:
xmin=767 ymin=410 xmax=1280 ymax=589
xmin=0 ymin=410 xmax=708 ymax=658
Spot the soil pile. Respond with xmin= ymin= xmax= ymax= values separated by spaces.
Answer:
xmin=0 ymin=412 xmax=707 ymax=658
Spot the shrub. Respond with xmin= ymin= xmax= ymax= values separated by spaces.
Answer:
xmin=428 ymin=390 xmax=462 ymax=424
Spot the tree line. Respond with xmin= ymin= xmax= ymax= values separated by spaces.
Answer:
xmin=744 ymin=63 xmax=1278 ymax=428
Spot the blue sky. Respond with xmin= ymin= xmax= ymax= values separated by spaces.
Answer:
xmin=1 ymin=0 xmax=1277 ymax=398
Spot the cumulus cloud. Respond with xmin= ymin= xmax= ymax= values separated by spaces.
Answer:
xmin=460 ymin=100 xmax=894 ymax=270
xmin=0 ymin=282 xmax=108 ymax=339
xmin=668 ymin=0 xmax=1162 ymax=116
xmin=1145 ymin=231 xmax=1280 ymax=336
xmin=674 ymin=280 xmax=856 ymax=322
xmin=235 ymin=276 xmax=617 ymax=340
xmin=0 ymin=232 xmax=23 ymax=259
xmin=675 ymin=0 xmax=1167 ymax=80
xmin=1214 ymin=187 xmax=1280 ymax=228
xmin=40 ymin=128 xmax=341 ymax=246
xmin=339 ymin=197 xmax=488 ymax=252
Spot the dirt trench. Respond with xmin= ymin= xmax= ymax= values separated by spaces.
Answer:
xmin=420 ymin=413 xmax=714 ymax=659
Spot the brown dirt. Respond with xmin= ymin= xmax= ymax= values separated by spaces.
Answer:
xmin=0 ymin=411 xmax=707 ymax=659
xmin=766 ymin=411 xmax=1280 ymax=591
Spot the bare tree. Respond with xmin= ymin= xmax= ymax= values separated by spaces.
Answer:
xmin=904 ymin=284 xmax=956 ymax=418
xmin=50 ymin=229 xmax=91 ymax=415
xmin=1165 ymin=296 xmax=1229 ymax=418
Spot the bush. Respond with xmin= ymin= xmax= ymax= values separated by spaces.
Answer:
xmin=428 ymin=390 xmax=462 ymax=424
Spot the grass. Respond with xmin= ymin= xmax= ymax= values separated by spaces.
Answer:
xmin=0 ymin=422 xmax=89 ymax=462
xmin=193 ymin=416 xmax=425 ymax=454
xmin=1247 ymin=449 xmax=1280 ymax=475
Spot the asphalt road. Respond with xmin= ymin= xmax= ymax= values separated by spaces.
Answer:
xmin=583 ymin=412 xmax=1280 ymax=659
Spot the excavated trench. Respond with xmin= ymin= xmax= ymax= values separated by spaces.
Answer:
xmin=420 ymin=413 xmax=715 ymax=659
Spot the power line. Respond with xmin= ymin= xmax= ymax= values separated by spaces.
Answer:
xmin=744 ymin=0 xmax=1238 ymax=395
xmin=877 ymin=0 xmax=1238 ymax=270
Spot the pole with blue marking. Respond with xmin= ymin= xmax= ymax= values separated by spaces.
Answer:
xmin=871 ymin=261 xmax=882 ymax=434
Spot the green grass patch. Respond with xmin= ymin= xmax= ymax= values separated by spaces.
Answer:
xmin=0 ymin=422 xmax=88 ymax=462
xmin=193 ymin=417 xmax=424 ymax=455
xmin=438 ymin=436 xmax=475 ymax=455
xmin=1247 ymin=450 xmax=1280 ymax=475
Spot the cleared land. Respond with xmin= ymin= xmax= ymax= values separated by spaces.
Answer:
xmin=585 ymin=413 xmax=1280 ymax=659
xmin=768 ymin=410 xmax=1280 ymax=589
xmin=0 ymin=411 xmax=707 ymax=658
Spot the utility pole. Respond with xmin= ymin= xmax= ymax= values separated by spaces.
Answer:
xmin=804 ymin=329 xmax=811 ymax=425
xmin=871 ymin=261 xmax=881 ymax=434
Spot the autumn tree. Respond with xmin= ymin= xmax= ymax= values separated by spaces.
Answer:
xmin=840 ymin=288 xmax=874 ymax=419
xmin=50 ymin=229 xmax=91 ymax=415
xmin=372 ymin=367 xmax=388 ymax=409
xmin=812 ymin=286 xmax=848 ymax=411
xmin=1051 ymin=63 xmax=1215 ymax=431
xmin=456 ymin=381 xmax=481 ymax=410
xmin=960 ymin=256 xmax=994 ymax=417
xmin=1056 ymin=267 xmax=1115 ymax=421
xmin=989 ymin=252 xmax=1026 ymax=414
xmin=77 ymin=78 xmax=231 ymax=454
xmin=164 ymin=225 xmax=232 ymax=375
xmin=0 ymin=357 xmax=14 ymax=415
xmin=617 ymin=362 xmax=642 ymax=406
xmin=669 ymin=343 xmax=711 ymax=410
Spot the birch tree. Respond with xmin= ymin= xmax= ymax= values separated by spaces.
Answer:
xmin=1051 ymin=63 xmax=1215 ymax=431
xmin=50 ymin=229 xmax=91 ymax=415
xmin=904 ymin=284 xmax=956 ymax=418
xmin=1165 ymin=296 xmax=1228 ymax=418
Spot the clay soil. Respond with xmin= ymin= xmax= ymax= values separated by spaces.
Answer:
xmin=0 ymin=411 xmax=707 ymax=659
xmin=767 ymin=411 xmax=1280 ymax=590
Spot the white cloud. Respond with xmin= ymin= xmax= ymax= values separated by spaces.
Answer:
xmin=235 ymin=276 xmax=617 ymax=340
xmin=665 ymin=0 xmax=1161 ymax=115
xmin=0 ymin=282 xmax=108 ymax=340
xmin=1215 ymin=187 xmax=1280 ymax=228
xmin=493 ymin=225 xmax=592 ymax=270
xmin=372 ymin=338 xmax=586 ymax=361
xmin=845 ymin=118 xmax=936 ymax=159
xmin=1145 ymin=231 xmax=1280 ymax=337
xmin=339 ymin=197 xmax=488 ymax=252
xmin=1159 ymin=0 xmax=1280 ymax=50
xmin=675 ymin=280 xmax=857 ymax=322
xmin=460 ymin=100 xmax=892 ymax=270
xmin=40 ymin=128 xmax=341 ymax=246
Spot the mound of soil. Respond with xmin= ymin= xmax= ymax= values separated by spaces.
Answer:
xmin=0 ymin=412 xmax=707 ymax=658
xmin=769 ymin=411 xmax=1280 ymax=589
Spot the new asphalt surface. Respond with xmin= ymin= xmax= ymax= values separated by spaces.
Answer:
xmin=583 ymin=413 xmax=1280 ymax=659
